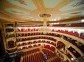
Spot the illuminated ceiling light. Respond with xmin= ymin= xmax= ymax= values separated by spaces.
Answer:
xmin=81 ymin=19 xmax=84 ymax=22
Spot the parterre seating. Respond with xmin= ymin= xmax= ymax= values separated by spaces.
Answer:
xmin=21 ymin=52 xmax=44 ymax=62
xmin=21 ymin=48 xmax=61 ymax=62
xmin=22 ymin=48 xmax=40 ymax=56
xmin=42 ymin=48 xmax=56 ymax=59
xmin=49 ymin=57 xmax=61 ymax=62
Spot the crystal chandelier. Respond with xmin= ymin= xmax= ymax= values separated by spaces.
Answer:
xmin=39 ymin=13 xmax=51 ymax=34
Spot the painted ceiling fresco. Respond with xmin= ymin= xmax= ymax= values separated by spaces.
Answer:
xmin=0 ymin=0 xmax=84 ymax=22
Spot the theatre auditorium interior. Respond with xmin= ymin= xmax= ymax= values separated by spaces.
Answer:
xmin=0 ymin=0 xmax=84 ymax=62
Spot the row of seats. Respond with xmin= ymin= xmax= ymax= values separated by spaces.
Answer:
xmin=17 ymin=40 xmax=56 ymax=47
xmin=17 ymin=44 xmax=41 ymax=51
xmin=22 ymin=48 xmax=40 ymax=56
xmin=44 ymin=45 xmax=55 ymax=52
xmin=63 ymin=36 xmax=84 ymax=52
xmin=68 ymin=46 xmax=81 ymax=58
xmin=16 ymin=32 xmax=61 ymax=38
xmin=49 ymin=57 xmax=61 ymax=62
xmin=16 ymin=32 xmax=44 ymax=37
xmin=52 ymin=29 xmax=84 ymax=39
xmin=17 ymin=28 xmax=84 ymax=39
xmin=17 ymin=36 xmax=56 ymax=42
xmin=17 ymin=28 xmax=83 ymax=37
xmin=17 ymin=28 xmax=39 ymax=32
xmin=21 ymin=52 xmax=44 ymax=62
xmin=17 ymin=43 xmax=56 ymax=52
